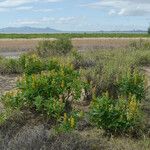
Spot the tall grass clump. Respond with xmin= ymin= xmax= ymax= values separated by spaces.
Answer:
xmin=0 ymin=57 xmax=23 ymax=74
xmin=76 ymin=47 xmax=150 ymax=99
xmin=118 ymin=68 xmax=146 ymax=101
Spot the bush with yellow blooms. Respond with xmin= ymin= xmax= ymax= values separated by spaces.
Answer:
xmin=89 ymin=92 xmax=142 ymax=134
xmin=2 ymin=58 xmax=87 ymax=120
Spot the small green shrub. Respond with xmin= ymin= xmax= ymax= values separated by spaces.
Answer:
xmin=118 ymin=68 xmax=146 ymax=101
xmin=89 ymin=93 xmax=142 ymax=134
xmin=19 ymin=54 xmax=62 ymax=75
xmin=54 ymin=38 xmax=73 ymax=55
xmin=37 ymin=38 xmax=73 ymax=57
xmin=55 ymin=110 xmax=84 ymax=133
xmin=23 ymin=54 xmax=45 ymax=75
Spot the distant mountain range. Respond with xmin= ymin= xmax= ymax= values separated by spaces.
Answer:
xmin=0 ymin=26 xmax=147 ymax=34
xmin=0 ymin=26 xmax=60 ymax=33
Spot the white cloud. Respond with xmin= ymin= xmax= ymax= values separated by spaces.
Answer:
xmin=33 ymin=8 xmax=53 ymax=12
xmin=0 ymin=0 xmax=32 ymax=8
xmin=108 ymin=9 xmax=116 ymax=15
xmin=0 ymin=0 xmax=62 ymax=11
xmin=15 ymin=6 xmax=33 ymax=10
xmin=82 ymin=0 xmax=150 ymax=16
xmin=14 ymin=20 xmax=40 ymax=25
xmin=11 ymin=16 xmax=84 ymax=26
xmin=56 ymin=17 xmax=77 ymax=24
xmin=15 ymin=7 xmax=56 ymax=12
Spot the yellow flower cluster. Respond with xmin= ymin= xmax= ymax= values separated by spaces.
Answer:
xmin=127 ymin=95 xmax=139 ymax=120
xmin=61 ymin=80 xmax=64 ymax=88
xmin=17 ymin=74 xmax=26 ymax=83
xmin=25 ymin=54 xmax=40 ymax=68
xmin=70 ymin=116 xmax=75 ymax=128
xmin=69 ymin=63 xmax=73 ymax=69
xmin=63 ymin=113 xmax=67 ymax=122
xmin=133 ymin=69 xmax=143 ymax=84
xmin=31 ymin=54 xmax=39 ymax=60
xmin=5 ymin=89 xmax=22 ymax=97
xmin=32 ymin=74 xmax=37 ymax=88
xmin=42 ymin=70 xmax=59 ymax=78
xmin=92 ymin=86 xmax=96 ymax=100
xmin=60 ymin=67 xmax=65 ymax=77
xmin=63 ymin=113 xmax=75 ymax=128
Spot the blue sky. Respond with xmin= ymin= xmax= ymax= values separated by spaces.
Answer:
xmin=0 ymin=0 xmax=150 ymax=31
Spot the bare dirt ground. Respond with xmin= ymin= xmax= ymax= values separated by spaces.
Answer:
xmin=0 ymin=38 xmax=150 ymax=53
xmin=0 ymin=75 xmax=18 ymax=113
xmin=0 ymin=75 xmax=17 ymax=95
xmin=0 ymin=38 xmax=150 ymax=58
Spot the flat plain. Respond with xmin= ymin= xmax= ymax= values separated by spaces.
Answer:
xmin=0 ymin=38 xmax=150 ymax=52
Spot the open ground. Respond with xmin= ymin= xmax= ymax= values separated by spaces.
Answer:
xmin=0 ymin=38 xmax=150 ymax=57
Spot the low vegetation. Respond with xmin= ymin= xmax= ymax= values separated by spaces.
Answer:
xmin=0 ymin=33 xmax=150 ymax=39
xmin=0 ymin=38 xmax=150 ymax=149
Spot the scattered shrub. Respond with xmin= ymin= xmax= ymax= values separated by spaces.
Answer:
xmin=37 ymin=38 xmax=73 ymax=57
xmin=89 ymin=93 xmax=142 ymax=134
xmin=54 ymin=38 xmax=73 ymax=55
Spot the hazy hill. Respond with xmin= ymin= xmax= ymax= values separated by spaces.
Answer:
xmin=0 ymin=26 xmax=60 ymax=34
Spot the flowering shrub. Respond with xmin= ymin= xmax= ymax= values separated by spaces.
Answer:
xmin=2 ymin=89 xmax=23 ymax=108
xmin=23 ymin=54 xmax=45 ymax=75
xmin=2 ymin=59 xmax=86 ymax=119
xmin=56 ymin=111 xmax=84 ymax=133
xmin=118 ymin=68 xmax=146 ymax=101
xmin=56 ymin=113 xmax=76 ymax=132
xmin=89 ymin=93 xmax=142 ymax=134
xmin=18 ymin=54 xmax=62 ymax=75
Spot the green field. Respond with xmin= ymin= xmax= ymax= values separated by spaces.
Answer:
xmin=0 ymin=33 xmax=150 ymax=39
